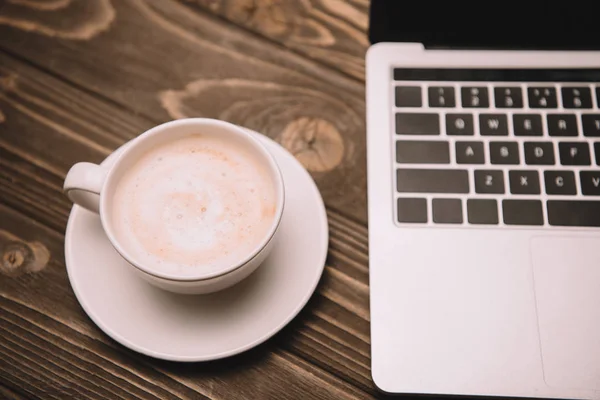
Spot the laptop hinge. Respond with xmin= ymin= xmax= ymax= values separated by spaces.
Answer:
xmin=424 ymin=44 xmax=600 ymax=51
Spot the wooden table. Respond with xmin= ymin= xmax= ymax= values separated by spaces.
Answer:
xmin=0 ymin=1 xmax=374 ymax=398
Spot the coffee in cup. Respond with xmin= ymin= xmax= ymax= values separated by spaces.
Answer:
xmin=111 ymin=134 xmax=278 ymax=278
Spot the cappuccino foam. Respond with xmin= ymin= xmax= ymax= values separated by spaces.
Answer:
xmin=111 ymin=134 xmax=278 ymax=277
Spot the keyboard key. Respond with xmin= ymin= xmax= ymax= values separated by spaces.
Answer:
xmin=547 ymin=200 xmax=600 ymax=227
xmin=467 ymin=199 xmax=498 ymax=225
xmin=490 ymin=142 xmax=519 ymax=164
xmin=509 ymin=170 xmax=540 ymax=194
xmin=494 ymin=87 xmax=523 ymax=108
xmin=446 ymin=114 xmax=474 ymax=135
xmin=559 ymin=142 xmax=591 ymax=165
xmin=456 ymin=141 xmax=485 ymax=164
xmin=503 ymin=200 xmax=544 ymax=226
xmin=595 ymin=143 xmax=600 ymax=165
xmin=524 ymin=142 xmax=555 ymax=165
xmin=474 ymin=170 xmax=505 ymax=194
xmin=561 ymin=87 xmax=592 ymax=109
xmin=396 ymin=169 xmax=469 ymax=193
xmin=581 ymin=114 xmax=600 ymax=137
xmin=596 ymin=87 xmax=600 ymax=107
xmin=396 ymin=141 xmax=450 ymax=164
xmin=528 ymin=87 xmax=558 ymax=108
xmin=461 ymin=87 xmax=489 ymax=108
xmin=544 ymin=171 xmax=577 ymax=195
xmin=480 ymin=114 xmax=508 ymax=136
xmin=432 ymin=199 xmax=463 ymax=224
xmin=580 ymin=171 xmax=600 ymax=195
xmin=547 ymin=114 xmax=578 ymax=137
xmin=513 ymin=114 xmax=543 ymax=136
xmin=397 ymin=198 xmax=427 ymax=223
xmin=395 ymin=86 xmax=422 ymax=107
xmin=396 ymin=113 xmax=440 ymax=135
xmin=428 ymin=86 xmax=455 ymax=107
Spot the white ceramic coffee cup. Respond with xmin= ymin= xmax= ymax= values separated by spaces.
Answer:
xmin=63 ymin=118 xmax=285 ymax=294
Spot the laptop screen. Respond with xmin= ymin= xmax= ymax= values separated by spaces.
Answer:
xmin=369 ymin=1 xmax=600 ymax=50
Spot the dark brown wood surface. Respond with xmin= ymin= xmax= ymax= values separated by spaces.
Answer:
xmin=0 ymin=1 xmax=375 ymax=399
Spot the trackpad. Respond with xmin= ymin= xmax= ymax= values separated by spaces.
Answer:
xmin=531 ymin=237 xmax=600 ymax=391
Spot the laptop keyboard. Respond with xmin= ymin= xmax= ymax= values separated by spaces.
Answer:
xmin=393 ymin=69 xmax=600 ymax=228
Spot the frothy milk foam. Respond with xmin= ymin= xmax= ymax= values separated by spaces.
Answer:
xmin=111 ymin=134 xmax=277 ymax=277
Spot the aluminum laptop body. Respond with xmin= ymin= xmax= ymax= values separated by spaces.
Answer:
xmin=366 ymin=3 xmax=600 ymax=398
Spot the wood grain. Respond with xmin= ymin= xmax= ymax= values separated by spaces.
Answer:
xmin=0 ymin=50 xmax=375 ymax=398
xmin=0 ymin=203 xmax=373 ymax=400
xmin=0 ymin=0 xmax=376 ymax=398
xmin=0 ymin=382 xmax=30 ymax=400
xmin=0 ymin=0 xmax=368 ymax=223
xmin=0 ymin=0 xmax=115 ymax=40
xmin=179 ymin=0 xmax=369 ymax=80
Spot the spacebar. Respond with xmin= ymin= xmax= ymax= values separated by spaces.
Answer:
xmin=547 ymin=200 xmax=600 ymax=227
xmin=397 ymin=169 xmax=469 ymax=193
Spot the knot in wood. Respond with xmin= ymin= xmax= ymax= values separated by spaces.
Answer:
xmin=0 ymin=73 xmax=18 ymax=93
xmin=218 ymin=0 xmax=305 ymax=38
xmin=279 ymin=117 xmax=344 ymax=172
xmin=1 ymin=241 xmax=33 ymax=277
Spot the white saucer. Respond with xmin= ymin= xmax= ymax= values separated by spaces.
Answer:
xmin=65 ymin=131 xmax=328 ymax=362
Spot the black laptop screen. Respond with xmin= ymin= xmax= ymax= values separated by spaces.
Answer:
xmin=369 ymin=1 xmax=600 ymax=50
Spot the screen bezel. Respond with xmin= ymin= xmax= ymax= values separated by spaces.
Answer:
xmin=368 ymin=0 xmax=600 ymax=50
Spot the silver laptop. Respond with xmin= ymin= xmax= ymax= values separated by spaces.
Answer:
xmin=366 ymin=3 xmax=600 ymax=399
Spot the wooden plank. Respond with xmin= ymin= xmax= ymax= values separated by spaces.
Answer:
xmin=178 ymin=0 xmax=369 ymax=80
xmin=0 ymin=0 xmax=368 ymax=223
xmin=0 ymin=51 xmax=375 ymax=396
xmin=0 ymin=1 xmax=376 ymax=396
xmin=0 ymin=382 xmax=31 ymax=400
xmin=0 ymin=209 xmax=202 ymax=400
xmin=0 ymin=204 xmax=373 ymax=400
xmin=0 ymin=47 xmax=370 ymax=286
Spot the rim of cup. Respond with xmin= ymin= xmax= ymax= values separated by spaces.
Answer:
xmin=99 ymin=118 xmax=285 ymax=282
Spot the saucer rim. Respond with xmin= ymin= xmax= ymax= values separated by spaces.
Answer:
xmin=64 ymin=132 xmax=328 ymax=361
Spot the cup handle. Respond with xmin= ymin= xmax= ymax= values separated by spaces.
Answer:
xmin=63 ymin=162 xmax=109 ymax=214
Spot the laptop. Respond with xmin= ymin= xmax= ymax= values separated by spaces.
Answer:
xmin=366 ymin=2 xmax=600 ymax=399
